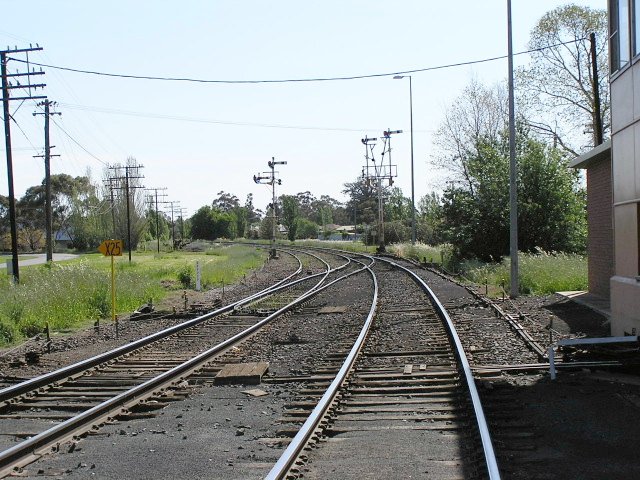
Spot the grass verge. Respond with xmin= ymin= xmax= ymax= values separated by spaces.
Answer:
xmin=462 ymin=250 xmax=587 ymax=295
xmin=0 ymin=244 xmax=266 ymax=346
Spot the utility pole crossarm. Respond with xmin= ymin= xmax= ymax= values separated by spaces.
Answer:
xmin=2 ymin=45 xmax=46 ymax=283
xmin=107 ymin=163 xmax=145 ymax=262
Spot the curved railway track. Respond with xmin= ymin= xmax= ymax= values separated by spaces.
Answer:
xmin=0 ymin=247 xmax=501 ymax=479
xmin=0 ymin=248 xmax=359 ymax=476
xmin=267 ymin=254 xmax=498 ymax=479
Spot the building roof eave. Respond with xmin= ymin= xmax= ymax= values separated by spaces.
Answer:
xmin=569 ymin=139 xmax=612 ymax=169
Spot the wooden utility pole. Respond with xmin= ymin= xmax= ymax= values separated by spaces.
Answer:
xmin=1 ymin=46 xmax=46 ymax=282
xmin=108 ymin=163 xmax=144 ymax=263
xmin=105 ymin=178 xmax=117 ymax=238
xmin=164 ymin=200 xmax=180 ymax=250
xmin=176 ymin=207 xmax=188 ymax=243
xmin=33 ymin=100 xmax=61 ymax=262
xmin=590 ymin=32 xmax=604 ymax=146
xmin=146 ymin=187 xmax=167 ymax=253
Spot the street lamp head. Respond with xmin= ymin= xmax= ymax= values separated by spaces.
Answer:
xmin=393 ymin=75 xmax=404 ymax=79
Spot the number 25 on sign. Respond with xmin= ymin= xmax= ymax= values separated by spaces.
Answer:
xmin=98 ymin=239 xmax=123 ymax=256
xmin=98 ymin=239 xmax=123 ymax=337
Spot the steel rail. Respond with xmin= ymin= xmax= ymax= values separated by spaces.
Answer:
xmin=233 ymin=247 xmax=345 ymax=311
xmin=266 ymin=254 xmax=377 ymax=480
xmin=0 ymin=249 xmax=371 ymax=475
xmin=0 ymin=248 xmax=306 ymax=404
xmin=266 ymin=252 xmax=500 ymax=479
xmin=376 ymin=256 xmax=501 ymax=480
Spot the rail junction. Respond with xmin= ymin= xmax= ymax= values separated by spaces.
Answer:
xmin=0 ymin=246 xmax=638 ymax=479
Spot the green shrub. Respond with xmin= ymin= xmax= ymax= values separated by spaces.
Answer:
xmin=88 ymin=285 xmax=110 ymax=318
xmin=177 ymin=264 xmax=194 ymax=288
xmin=0 ymin=321 xmax=16 ymax=345
xmin=18 ymin=318 xmax=42 ymax=338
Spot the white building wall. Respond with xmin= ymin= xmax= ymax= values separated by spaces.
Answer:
xmin=610 ymin=59 xmax=640 ymax=336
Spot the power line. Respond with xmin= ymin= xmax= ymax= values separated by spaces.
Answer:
xmin=9 ymin=116 xmax=40 ymax=154
xmin=49 ymin=116 xmax=108 ymax=166
xmin=7 ymin=38 xmax=585 ymax=85
xmin=58 ymin=102 xmax=428 ymax=133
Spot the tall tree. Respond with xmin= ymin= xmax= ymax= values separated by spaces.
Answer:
xmin=417 ymin=192 xmax=444 ymax=245
xmin=294 ymin=191 xmax=317 ymax=220
xmin=433 ymin=79 xmax=508 ymax=194
xmin=441 ymin=130 xmax=586 ymax=261
xmin=518 ymin=4 xmax=609 ymax=153
xmin=15 ymin=174 xmax=99 ymax=251
xmin=189 ymin=205 xmax=237 ymax=240
xmin=343 ymin=178 xmax=377 ymax=226
xmin=0 ymin=195 xmax=9 ymax=250
xmin=281 ymin=195 xmax=299 ymax=241
xmin=244 ymin=193 xmax=261 ymax=223
xmin=296 ymin=218 xmax=319 ymax=239
xmin=190 ymin=206 xmax=216 ymax=240
xmin=384 ymin=187 xmax=411 ymax=223
xmin=212 ymin=191 xmax=240 ymax=211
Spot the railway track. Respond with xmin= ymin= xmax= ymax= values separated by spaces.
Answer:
xmin=6 ymin=246 xmax=614 ymax=479
xmin=0 ymin=248 xmax=360 ymax=477
xmin=267 ymin=254 xmax=499 ymax=479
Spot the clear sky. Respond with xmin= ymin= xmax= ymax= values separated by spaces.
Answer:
xmin=1 ymin=0 xmax=606 ymax=218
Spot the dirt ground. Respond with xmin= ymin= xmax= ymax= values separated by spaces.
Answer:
xmin=482 ymin=294 xmax=640 ymax=479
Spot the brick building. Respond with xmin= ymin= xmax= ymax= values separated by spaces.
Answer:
xmin=570 ymin=141 xmax=614 ymax=299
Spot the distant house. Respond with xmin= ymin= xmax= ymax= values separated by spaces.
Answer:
xmin=319 ymin=224 xmax=361 ymax=241
xmin=54 ymin=229 xmax=73 ymax=250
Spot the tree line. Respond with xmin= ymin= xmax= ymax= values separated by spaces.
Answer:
xmin=0 ymin=158 xmax=184 ymax=253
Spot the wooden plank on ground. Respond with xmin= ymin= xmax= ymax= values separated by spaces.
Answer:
xmin=318 ymin=306 xmax=348 ymax=314
xmin=215 ymin=362 xmax=269 ymax=385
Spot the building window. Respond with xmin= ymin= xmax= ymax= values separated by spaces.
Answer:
xmin=611 ymin=0 xmax=631 ymax=72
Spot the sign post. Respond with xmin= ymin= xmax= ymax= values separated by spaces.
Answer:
xmin=98 ymin=239 xmax=123 ymax=337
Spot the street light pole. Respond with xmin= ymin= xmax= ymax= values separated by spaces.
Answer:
xmin=507 ymin=0 xmax=519 ymax=297
xmin=394 ymin=75 xmax=416 ymax=244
